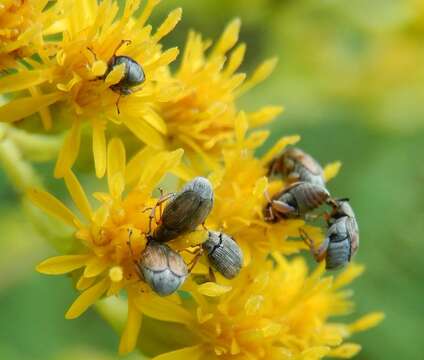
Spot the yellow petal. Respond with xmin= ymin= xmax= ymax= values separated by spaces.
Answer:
xmin=0 ymin=93 xmax=62 ymax=123
xmin=133 ymin=293 xmax=193 ymax=325
xmin=27 ymin=188 xmax=78 ymax=227
xmin=137 ymin=149 xmax=183 ymax=193
xmin=64 ymin=170 xmax=93 ymax=221
xmin=107 ymin=137 xmax=126 ymax=198
xmin=91 ymin=60 xmax=107 ymax=77
xmin=125 ymin=146 xmax=156 ymax=185
xmin=197 ymin=282 xmax=232 ymax=297
xmin=333 ymin=263 xmax=364 ymax=289
xmin=83 ymin=256 xmax=109 ymax=278
xmin=92 ymin=119 xmax=107 ymax=178
xmin=76 ymin=276 xmax=96 ymax=291
xmin=235 ymin=112 xmax=248 ymax=143
xmin=349 ymin=312 xmax=385 ymax=333
xmin=119 ymin=297 xmax=142 ymax=355
xmin=153 ymin=8 xmax=182 ymax=42
xmin=142 ymin=108 xmax=167 ymax=135
xmin=261 ymin=135 xmax=300 ymax=165
xmin=105 ymin=63 xmax=125 ymax=85
xmin=329 ymin=343 xmax=361 ymax=358
xmin=65 ymin=277 xmax=109 ymax=319
xmin=122 ymin=116 xmax=165 ymax=149
xmin=0 ymin=70 xmax=51 ymax=93
xmin=238 ymin=57 xmax=278 ymax=96
xmin=324 ymin=161 xmax=342 ymax=182
xmin=212 ymin=18 xmax=241 ymax=57
xmin=151 ymin=345 xmax=204 ymax=360
xmin=248 ymin=106 xmax=284 ymax=128
xmin=36 ymin=255 xmax=90 ymax=274
xmin=224 ymin=43 xmax=246 ymax=76
xmin=54 ymin=119 xmax=81 ymax=178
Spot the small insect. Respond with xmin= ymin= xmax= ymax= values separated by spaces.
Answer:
xmin=89 ymin=40 xmax=145 ymax=113
xmin=153 ymin=177 xmax=214 ymax=243
xmin=301 ymin=198 xmax=359 ymax=270
xmin=201 ymin=231 xmax=243 ymax=279
xmin=264 ymin=181 xmax=330 ymax=222
xmin=267 ymin=147 xmax=325 ymax=187
xmin=131 ymin=239 xmax=188 ymax=296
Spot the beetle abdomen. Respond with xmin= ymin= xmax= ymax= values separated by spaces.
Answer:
xmin=292 ymin=182 xmax=330 ymax=214
xmin=326 ymin=238 xmax=351 ymax=270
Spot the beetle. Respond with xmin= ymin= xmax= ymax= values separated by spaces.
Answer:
xmin=301 ymin=198 xmax=359 ymax=270
xmin=153 ymin=177 xmax=214 ymax=243
xmin=267 ymin=147 xmax=325 ymax=187
xmin=264 ymin=181 xmax=330 ymax=222
xmin=89 ymin=40 xmax=145 ymax=114
xmin=132 ymin=239 xmax=188 ymax=296
xmin=201 ymin=231 xmax=243 ymax=279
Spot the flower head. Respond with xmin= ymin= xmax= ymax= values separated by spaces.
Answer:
xmin=154 ymin=256 xmax=384 ymax=359
xmin=0 ymin=0 xmax=182 ymax=178
xmin=0 ymin=0 xmax=64 ymax=69
xmin=161 ymin=19 xmax=283 ymax=169
xmin=29 ymin=138 xmax=189 ymax=354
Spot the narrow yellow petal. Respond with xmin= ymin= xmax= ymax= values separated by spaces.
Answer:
xmin=0 ymin=93 xmax=62 ymax=123
xmin=92 ymin=119 xmax=107 ymax=178
xmin=107 ymin=138 xmax=126 ymax=198
xmin=65 ymin=277 xmax=109 ymax=319
xmin=76 ymin=276 xmax=96 ymax=291
xmin=248 ymin=106 xmax=284 ymax=128
xmin=212 ymin=18 xmax=241 ymax=57
xmin=224 ymin=44 xmax=246 ymax=76
xmin=64 ymin=170 xmax=93 ymax=221
xmin=119 ymin=297 xmax=143 ymax=355
xmin=141 ymin=108 xmax=167 ymax=135
xmin=54 ymin=119 xmax=81 ymax=178
xmin=122 ymin=116 xmax=165 ymax=149
xmin=144 ymin=47 xmax=179 ymax=72
xmin=125 ymin=146 xmax=156 ymax=185
xmin=27 ymin=188 xmax=78 ymax=227
xmin=324 ymin=161 xmax=342 ymax=183
xmin=329 ymin=343 xmax=362 ymax=358
xmin=137 ymin=149 xmax=183 ymax=193
xmin=105 ymin=63 xmax=125 ymax=85
xmin=238 ymin=57 xmax=278 ymax=96
xmin=83 ymin=256 xmax=109 ymax=278
xmin=0 ymin=70 xmax=51 ymax=93
xmin=197 ymin=282 xmax=232 ymax=297
xmin=261 ymin=135 xmax=300 ymax=165
xmin=153 ymin=8 xmax=182 ymax=42
xmin=151 ymin=345 xmax=204 ymax=360
xmin=133 ymin=293 xmax=193 ymax=325
xmin=333 ymin=263 xmax=364 ymax=289
xmin=235 ymin=112 xmax=248 ymax=143
xmin=36 ymin=255 xmax=90 ymax=275
xmin=349 ymin=312 xmax=385 ymax=333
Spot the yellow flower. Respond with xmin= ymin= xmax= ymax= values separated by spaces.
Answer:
xmin=151 ymin=256 xmax=384 ymax=360
xmin=160 ymin=18 xmax=283 ymax=169
xmin=0 ymin=0 xmax=182 ymax=178
xmin=189 ymin=114 xmax=340 ymax=265
xmin=0 ymin=0 xmax=64 ymax=69
xmin=29 ymin=137 xmax=189 ymax=354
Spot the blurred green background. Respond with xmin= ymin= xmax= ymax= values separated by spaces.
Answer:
xmin=1 ymin=0 xmax=423 ymax=359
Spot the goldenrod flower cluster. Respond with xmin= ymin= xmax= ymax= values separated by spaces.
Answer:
xmin=0 ymin=1 xmax=383 ymax=358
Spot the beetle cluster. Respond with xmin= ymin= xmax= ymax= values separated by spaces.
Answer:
xmin=129 ymin=177 xmax=243 ymax=296
xmin=264 ymin=147 xmax=359 ymax=270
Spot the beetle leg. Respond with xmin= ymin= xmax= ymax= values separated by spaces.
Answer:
xmin=115 ymin=94 xmax=122 ymax=115
xmin=287 ymin=172 xmax=300 ymax=183
xmin=299 ymin=228 xmax=328 ymax=262
xmin=208 ymin=267 xmax=216 ymax=283
xmin=86 ymin=47 xmax=98 ymax=61
xmin=187 ymin=248 xmax=204 ymax=273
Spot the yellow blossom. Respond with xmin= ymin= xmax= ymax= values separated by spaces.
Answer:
xmin=0 ymin=0 xmax=182 ymax=178
xmin=150 ymin=256 xmax=383 ymax=360
xmin=160 ymin=18 xmax=283 ymax=169
xmin=0 ymin=0 xmax=65 ymax=70
xmin=29 ymin=138 xmax=190 ymax=354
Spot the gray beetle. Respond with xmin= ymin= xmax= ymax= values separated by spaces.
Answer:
xmin=104 ymin=40 xmax=145 ymax=96
xmin=302 ymin=198 xmax=359 ymax=270
xmin=267 ymin=147 xmax=325 ymax=187
xmin=135 ymin=240 xmax=188 ymax=296
xmin=264 ymin=181 xmax=330 ymax=222
xmin=202 ymin=231 xmax=243 ymax=279
xmin=153 ymin=177 xmax=214 ymax=243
